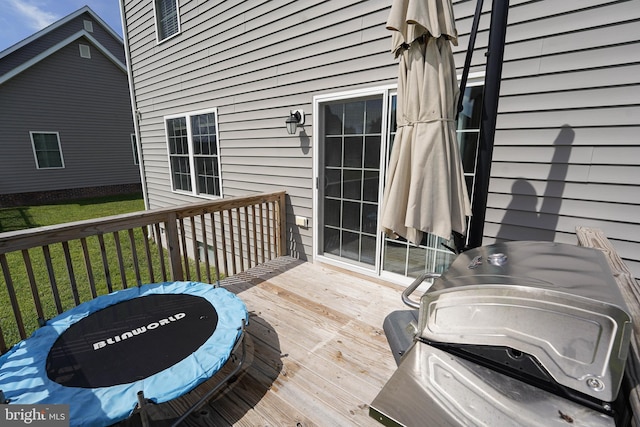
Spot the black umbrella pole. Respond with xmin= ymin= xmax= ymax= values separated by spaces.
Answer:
xmin=467 ymin=0 xmax=509 ymax=249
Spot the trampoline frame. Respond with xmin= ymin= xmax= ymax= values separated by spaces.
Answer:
xmin=134 ymin=318 xmax=247 ymax=427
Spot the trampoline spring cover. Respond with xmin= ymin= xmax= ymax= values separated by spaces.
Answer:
xmin=0 ymin=281 xmax=248 ymax=426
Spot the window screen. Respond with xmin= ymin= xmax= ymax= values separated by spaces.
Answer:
xmin=155 ymin=0 xmax=180 ymax=41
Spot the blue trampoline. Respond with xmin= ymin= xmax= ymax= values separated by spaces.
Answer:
xmin=0 ymin=281 xmax=248 ymax=426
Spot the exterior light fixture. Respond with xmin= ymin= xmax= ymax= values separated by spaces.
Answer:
xmin=286 ymin=109 xmax=304 ymax=135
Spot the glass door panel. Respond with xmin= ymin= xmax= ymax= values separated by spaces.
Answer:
xmin=381 ymin=84 xmax=483 ymax=279
xmin=319 ymin=97 xmax=383 ymax=268
xmin=316 ymin=83 xmax=482 ymax=279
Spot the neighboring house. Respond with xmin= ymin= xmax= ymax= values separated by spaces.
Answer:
xmin=120 ymin=0 xmax=640 ymax=281
xmin=0 ymin=6 xmax=140 ymax=207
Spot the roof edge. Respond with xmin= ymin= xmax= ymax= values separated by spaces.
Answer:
xmin=0 ymin=31 xmax=127 ymax=85
xmin=0 ymin=6 xmax=123 ymax=61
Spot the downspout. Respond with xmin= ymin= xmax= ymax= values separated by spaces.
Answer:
xmin=467 ymin=0 xmax=509 ymax=249
xmin=119 ymin=0 xmax=150 ymax=211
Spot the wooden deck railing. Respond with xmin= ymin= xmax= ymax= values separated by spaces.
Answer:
xmin=0 ymin=191 xmax=286 ymax=354
xmin=576 ymin=226 xmax=640 ymax=426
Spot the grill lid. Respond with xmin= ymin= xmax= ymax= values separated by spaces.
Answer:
xmin=417 ymin=241 xmax=632 ymax=403
xmin=370 ymin=341 xmax=617 ymax=427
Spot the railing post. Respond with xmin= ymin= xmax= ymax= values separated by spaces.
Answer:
xmin=165 ymin=212 xmax=184 ymax=281
xmin=277 ymin=191 xmax=287 ymax=257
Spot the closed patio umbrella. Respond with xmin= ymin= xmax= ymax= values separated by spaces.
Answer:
xmin=380 ymin=0 xmax=471 ymax=245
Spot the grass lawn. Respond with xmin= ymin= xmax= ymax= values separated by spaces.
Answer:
xmin=0 ymin=193 xmax=145 ymax=233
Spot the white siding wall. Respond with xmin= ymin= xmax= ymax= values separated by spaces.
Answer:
xmin=473 ymin=0 xmax=640 ymax=277
xmin=123 ymin=0 xmax=398 ymax=260
xmin=124 ymin=0 xmax=640 ymax=276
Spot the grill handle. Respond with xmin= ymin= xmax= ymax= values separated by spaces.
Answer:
xmin=401 ymin=272 xmax=442 ymax=309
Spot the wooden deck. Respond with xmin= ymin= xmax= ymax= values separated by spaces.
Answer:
xmin=124 ymin=257 xmax=407 ymax=427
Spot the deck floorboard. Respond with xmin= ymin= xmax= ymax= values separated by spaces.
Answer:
xmin=123 ymin=257 xmax=407 ymax=427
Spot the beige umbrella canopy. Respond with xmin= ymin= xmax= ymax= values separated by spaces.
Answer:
xmin=380 ymin=0 xmax=471 ymax=245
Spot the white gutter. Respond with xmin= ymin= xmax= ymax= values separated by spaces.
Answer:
xmin=119 ymin=0 xmax=150 ymax=211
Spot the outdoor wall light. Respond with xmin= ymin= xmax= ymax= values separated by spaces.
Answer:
xmin=286 ymin=109 xmax=305 ymax=135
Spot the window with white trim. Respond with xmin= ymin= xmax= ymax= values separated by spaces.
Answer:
xmin=154 ymin=0 xmax=180 ymax=42
xmin=165 ymin=109 xmax=222 ymax=197
xmin=30 ymin=132 xmax=64 ymax=169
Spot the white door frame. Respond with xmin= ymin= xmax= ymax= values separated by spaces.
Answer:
xmin=312 ymin=85 xmax=396 ymax=277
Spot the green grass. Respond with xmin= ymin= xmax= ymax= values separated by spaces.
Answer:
xmin=0 ymin=193 xmax=145 ymax=233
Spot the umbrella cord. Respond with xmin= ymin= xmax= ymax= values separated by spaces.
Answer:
xmin=456 ymin=0 xmax=485 ymax=121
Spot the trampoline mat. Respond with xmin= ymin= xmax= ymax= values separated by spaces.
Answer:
xmin=47 ymin=293 xmax=218 ymax=388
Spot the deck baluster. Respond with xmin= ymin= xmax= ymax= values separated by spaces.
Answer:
xmin=80 ymin=238 xmax=98 ymax=298
xmin=178 ymin=218 xmax=189 ymax=282
xmin=97 ymin=235 xmax=112 ymax=293
xmin=112 ymin=232 xmax=128 ymax=289
xmin=0 ymin=254 xmax=25 ymax=340
xmin=227 ymin=209 xmax=236 ymax=276
xmin=61 ymin=241 xmax=80 ymax=305
xmin=258 ymin=204 xmax=265 ymax=263
xmin=126 ymin=230 xmax=142 ymax=286
xmin=219 ymin=211 xmax=229 ymax=278
xmin=266 ymin=203 xmax=272 ymax=260
xmin=42 ymin=245 xmax=63 ymax=314
xmin=190 ymin=216 xmax=201 ymax=282
xmin=200 ymin=214 xmax=211 ymax=284
xmin=140 ymin=227 xmax=154 ymax=284
xmin=153 ymin=223 xmax=168 ymax=282
xmin=21 ymin=249 xmax=44 ymax=323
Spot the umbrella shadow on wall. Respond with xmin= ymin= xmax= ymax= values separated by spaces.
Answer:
xmin=496 ymin=124 xmax=575 ymax=242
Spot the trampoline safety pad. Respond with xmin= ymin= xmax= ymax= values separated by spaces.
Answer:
xmin=0 ymin=281 xmax=248 ymax=427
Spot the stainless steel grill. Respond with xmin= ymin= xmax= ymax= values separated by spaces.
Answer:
xmin=371 ymin=241 xmax=633 ymax=426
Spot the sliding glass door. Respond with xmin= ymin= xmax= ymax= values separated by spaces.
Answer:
xmin=315 ymin=83 xmax=483 ymax=280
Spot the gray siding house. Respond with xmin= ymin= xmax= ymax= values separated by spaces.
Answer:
xmin=121 ymin=0 xmax=640 ymax=281
xmin=0 ymin=7 xmax=140 ymax=207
